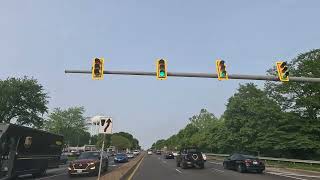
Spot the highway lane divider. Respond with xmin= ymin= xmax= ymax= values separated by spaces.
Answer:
xmin=101 ymin=152 xmax=145 ymax=180
xmin=126 ymin=155 xmax=145 ymax=180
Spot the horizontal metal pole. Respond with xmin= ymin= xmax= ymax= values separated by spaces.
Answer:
xmin=64 ymin=70 xmax=320 ymax=83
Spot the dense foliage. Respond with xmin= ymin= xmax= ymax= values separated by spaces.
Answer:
xmin=0 ymin=77 xmax=48 ymax=128
xmin=45 ymin=107 xmax=91 ymax=146
xmin=96 ymin=132 xmax=140 ymax=151
xmin=152 ymin=49 xmax=320 ymax=160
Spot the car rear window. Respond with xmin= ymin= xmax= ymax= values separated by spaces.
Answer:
xmin=241 ymin=155 xmax=257 ymax=159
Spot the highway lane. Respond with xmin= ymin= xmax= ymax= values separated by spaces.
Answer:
xmin=18 ymin=157 xmax=123 ymax=180
xmin=132 ymin=154 xmax=319 ymax=180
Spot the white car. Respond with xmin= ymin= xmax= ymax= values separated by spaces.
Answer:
xmin=133 ymin=150 xmax=140 ymax=156
xmin=147 ymin=151 xmax=153 ymax=155
xmin=172 ymin=152 xmax=178 ymax=157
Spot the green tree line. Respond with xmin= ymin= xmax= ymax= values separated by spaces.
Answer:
xmin=152 ymin=49 xmax=320 ymax=160
xmin=0 ymin=76 xmax=140 ymax=149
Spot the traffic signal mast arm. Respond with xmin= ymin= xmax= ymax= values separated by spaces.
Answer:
xmin=66 ymin=70 xmax=320 ymax=83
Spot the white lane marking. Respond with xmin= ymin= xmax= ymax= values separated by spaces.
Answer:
xmin=208 ymin=161 xmax=222 ymax=165
xmin=266 ymin=172 xmax=308 ymax=180
xmin=162 ymin=160 xmax=167 ymax=163
xmin=158 ymin=157 xmax=161 ymax=160
xmin=109 ymin=164 xmax=117 ymax=167
xmin=266 ymin=171 xmax=320 ymax=178
xmin=175 ymin=169 xmax=182 ymax=174
xmin=37 ymin=173 xmax=67 ymax=180
xmin=210 ymin=168 xmax=224 ymax=173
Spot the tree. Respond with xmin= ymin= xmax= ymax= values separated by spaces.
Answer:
xmin=111 ymin=135 xmax=131 ymax=150
xmin=45 ymin=107 xmax=88 ymax=146
xmin=265 ymin=49 xmax=320 ymax=159
xmin=223 ymin=83 xmax=284 ymax=156
xmin=0 ymin=77 xmax=48 ymax=128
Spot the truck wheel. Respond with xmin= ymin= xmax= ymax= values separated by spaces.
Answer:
xmin=181 ymin=163 xmax=187 ymax=169
xmin=199 ymin=163 xmax=204 ymax=169
xmin=33 ymin=169 xmax=46 ymax=177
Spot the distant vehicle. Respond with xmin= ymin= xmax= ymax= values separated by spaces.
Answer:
xmin=156 ymin=150 xmax=162 ymax=155
xmin=147 ymin=150 xmax=153 ymax=155
xmin=201 ymin=153 xmax=207 ymax=161
xmin=172 ymin=151 xmax=178 ymax=157
xmin=133 ymin=150 xmax=140 ymax=156
xmin=164 ymin=152 xmax=174 ymax=159
xmin=114 ymin=153 xmax=129 ymax=163
xmin=60 ymin=154 xmax=68 ymax=164
xmin=0 ymin=123 xmax=64 ymax=179
xmin=223 ymin=153 xmax=265 ymax=173
xmin=127 ymin=152 xmax=134 ymax=159
xmin=176 ymin=148 xmax=205 ymax=169
xmin=68 ymin=151 xmax=108 ymax=177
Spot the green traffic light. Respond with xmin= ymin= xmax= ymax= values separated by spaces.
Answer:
xmin=159 ymin=71 xmax=165 ymax=77
xmin=220 ymin=72 xmax=226 ymax=78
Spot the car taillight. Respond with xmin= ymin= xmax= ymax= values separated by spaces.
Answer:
xmin=245 ymin=159 xmax=252 ymax=166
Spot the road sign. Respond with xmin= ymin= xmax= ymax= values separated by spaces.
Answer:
xmin=99 ymin=117 xmax=112 ymax=134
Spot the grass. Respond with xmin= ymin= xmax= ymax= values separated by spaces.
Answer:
xmin=265 ymin=160 xmax=320 ymax=172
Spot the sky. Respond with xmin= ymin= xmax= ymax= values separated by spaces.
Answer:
xmin=1 ymin=0 xmax=319 ymax=149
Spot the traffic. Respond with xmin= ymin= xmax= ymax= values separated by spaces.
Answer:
xmin=1 ymin=1 xmax=320 ymax=180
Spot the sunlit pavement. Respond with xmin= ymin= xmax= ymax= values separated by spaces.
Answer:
xmin=132 ymin=155 xmax=319 ymax=180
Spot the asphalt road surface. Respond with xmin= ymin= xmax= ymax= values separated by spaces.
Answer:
xmin=17 ymin=157 xmax=125 ymax=180
xmin=132 ymin=154 xmax=320 ymax=180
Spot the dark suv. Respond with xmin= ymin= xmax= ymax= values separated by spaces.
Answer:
xmin=176 ymin=148 xmax=205 ymax=169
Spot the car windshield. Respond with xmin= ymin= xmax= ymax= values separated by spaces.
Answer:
xmin=78 ymin=152 xmax=100 ymax=160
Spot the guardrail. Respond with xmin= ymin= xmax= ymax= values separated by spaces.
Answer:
xmin=206 ymin=153 xmax=320 ymax=165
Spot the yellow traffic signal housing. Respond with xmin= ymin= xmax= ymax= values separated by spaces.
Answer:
xmin=156 ymin=59 xmax=167 ymax=80
xmin=92 ymin=58 xmax=104 ymax=80
xmin=216 ymin=59 xmax=228 ymax=80
xmin=276 ymin=61 xmax=289 ymax=82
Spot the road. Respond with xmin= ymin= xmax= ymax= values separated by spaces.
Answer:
xmin=17 ymin=157 xmax=123 ymax=180
xmin=132 ymin=154 xmax=320 ymax=180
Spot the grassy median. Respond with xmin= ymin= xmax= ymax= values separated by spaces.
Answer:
xmin=265 ymin=160 xmax=320 ymax=172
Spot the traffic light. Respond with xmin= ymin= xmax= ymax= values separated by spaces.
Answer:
xmin=216 ymin=59 xmax=228 ymax=80
xmin=92 ymin=58 xmax=104 ymax=80
xmin=276 ymin=61 xmax=289 ymax=82
xmin=156 ymin=59 xmax=167 ymax=80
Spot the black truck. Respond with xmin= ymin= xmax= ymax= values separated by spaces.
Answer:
xmin=0 ymin=123 xmax=63 ymax=179
xmin=176 ymin=148 xmax=205 ymax=169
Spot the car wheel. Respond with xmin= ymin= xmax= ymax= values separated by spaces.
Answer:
xmin=237 ymin=164 xmax=245 ymax=173
xmin=223 ymin=162 xmax=228 ymax=169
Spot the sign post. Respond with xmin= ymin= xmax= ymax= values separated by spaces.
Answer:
xmin=97 ymin=117 xmax=113 ymax=180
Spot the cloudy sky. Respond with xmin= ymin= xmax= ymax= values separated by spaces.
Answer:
xmin=1 ymin=0 xmax=319 ymax=148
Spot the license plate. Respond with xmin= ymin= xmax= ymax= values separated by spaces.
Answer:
xmin=253 ymin=161 xmax=258 ymax=165
xmin=77 ymin=170 xmax=82 ymax=173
